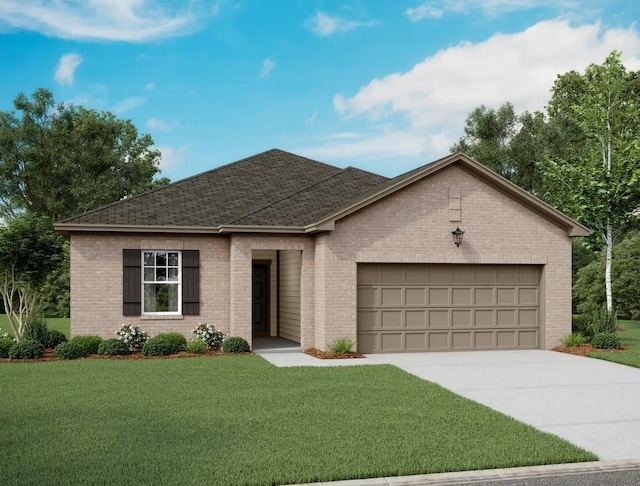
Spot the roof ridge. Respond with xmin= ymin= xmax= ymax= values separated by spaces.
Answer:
xmin=227 ymin=167 xmax=355 ymax=224
xmin=345 ymin=165 xmax=390 ymax=181
xmin=58 ymin=149 xmax=309 ymax=224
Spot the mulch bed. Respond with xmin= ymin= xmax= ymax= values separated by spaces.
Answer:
xmin=0 ymin=348 xmax=252 ymax=363
xmin=553 ymin=344 xmax=630 ymax=356
xmin=304 ymin=348 xmax=365 ymax=359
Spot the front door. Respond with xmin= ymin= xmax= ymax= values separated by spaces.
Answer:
xmin=252 ymin=263 xmax=269 ymax=336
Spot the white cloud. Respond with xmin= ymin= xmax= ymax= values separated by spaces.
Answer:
xmin=0 ymin=0 xmax=215 ymax=42
xmin=404 ymin=1 xmax=588 ymax=21
xmin=54 ymin=53 xmax=82 ymax=86
xmin=112 ymin=96 xmax=145 ymax=114
xmin=305 ymin=11 xmax=375 ymax=37
xmin=306 ymin=110 xmax=318 ymax=124
xmin=260 ymin=57 xmax=275 ymax=78
xmin=144 ymin=82 xmax=156 ymax=91
xmin=405 ymin=4 xmax=444 ymax=21
xmin=157 ymin=145 xmax=187 ymax=169
xmin=146 ymin=118 xmax=178 ymax=132
xmin=304 ymin=20 xmax=640 ymax=166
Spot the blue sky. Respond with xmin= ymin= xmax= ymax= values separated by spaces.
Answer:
xmin=1 ymin=1 xmax=639 ymax=181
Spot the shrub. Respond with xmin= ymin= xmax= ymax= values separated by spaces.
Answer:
xmin=22 ymin=316 xmax=49 ymax=346
xmin=8 ymin=340 xmax=45 ymax=359
xmin=590 ymin=306 xmax=618 ymax=335
xmin=156 ymin=332 xmax=187 ymax=353
xmin=186 ymin=339 xmax=207 ymax=354
xmin=562 ymin=332 xmax=586 ymax=348
xmin=0 ymin=327 xmax=8 ymax=339
xmin=192 ymin=323 xmax=225 ymax=350
xmin=53 ymin=341 xmax=86 ymax=360
xmin=142 ymin=337 xmax=174 ymax=357
xmin=46 ymin=329 xmax=67 ymax=348
xmin=97 ymin=339 xmax=130 ymax=356
xmin=222 ymin=336 xmax=250 ymax=353
xmin=329 ymin=337 xmax=355 ymax=354
xmin=116 ymin=323 xmax=149 ymax=352
xmin=591 ymin=332 xmax=622 ymax=349
xmin=0 ymin=337 xmax=14 ymax=358
xmin=571 ymin=314 xmax=592 ymax=337
xmin=70 ymin=335 xmax=103 ymax=355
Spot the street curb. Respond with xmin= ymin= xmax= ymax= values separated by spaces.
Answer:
xmin=294 ymin=459 xmax=640 ymax=485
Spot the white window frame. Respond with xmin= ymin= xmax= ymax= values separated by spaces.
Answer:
xmin=141 ymin=250 xmax=182 ymax=316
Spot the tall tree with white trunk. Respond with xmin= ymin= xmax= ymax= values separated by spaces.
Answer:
xmin=540 ymin=51 xmax=640 ymax=312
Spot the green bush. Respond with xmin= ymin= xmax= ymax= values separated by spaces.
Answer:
xmin=591 ymin=332 xmax=622 ymax=349
xmin=155 ymin=333 xmax=187 ymax=353
xmin=571 ymin=314 xmax=592 ymax=337
xmin=562 ymin=332 xmax=586 ymax=347
xmin=186 ymin=339 xmax=207 ymax=354
xmin=53 ymin=341 xmax=86 ymax=360
xmin=22 ymin=316 xmax=49 ymax=346
xmin=590 ymin=306 xmax=618 ymax=334
xmin=329 ymin=337 xmax=355 ymax=354
xmin=46 ymin=329 xmax=67 ymax=348
xmin=97 ymin=339 xmax=130 ymax=356
xmin=70 ymin=335 xmax=103 ymax=355
xmin=222 ymin=336 xmax=250 ymax=353
xmin=0 ymin=337 xmax=14 ymax=358
xmin=9 ymin=340 xmax=45 ymax=359
xmin=141 ymin=337 xmax=175 ymax=357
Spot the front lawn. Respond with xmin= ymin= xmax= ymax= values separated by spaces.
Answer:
xmin=0 ymin=357 xmax=595 ymax=485
xmin=0 ymin=315 xmax=70 ymax=338
xmin=589 ymin=319 xmax=640 ymax=368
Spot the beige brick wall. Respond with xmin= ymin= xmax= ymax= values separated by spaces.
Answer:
xmin=70 ymin=234 xmax=230 ymax=339
xmin=315 ymin=165 xmax=571 ymax=350
xmin=69 ymin=165 xmax=572 ymax=351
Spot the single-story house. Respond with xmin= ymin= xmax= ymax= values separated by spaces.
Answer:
xmin=55 ymin=149 xmax=589 ymax=353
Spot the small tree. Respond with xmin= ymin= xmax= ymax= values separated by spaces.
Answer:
xmin=0 ymin=214 xmax=63 ymax=341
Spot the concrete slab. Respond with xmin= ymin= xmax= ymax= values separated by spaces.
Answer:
xmin=259 ymin=349 xmax=640 ymax=460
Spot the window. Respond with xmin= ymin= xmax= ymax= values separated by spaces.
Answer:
xmin=142 ymin=251 xmax=181 ymax=314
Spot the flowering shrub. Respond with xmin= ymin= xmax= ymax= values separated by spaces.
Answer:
xmin=0 ymin=328 xmax=8 ymax=339
xmin=116 ymin=323 xmax=150 ymax=352
xmin=192 ymin=323 xmax=225 ymax=350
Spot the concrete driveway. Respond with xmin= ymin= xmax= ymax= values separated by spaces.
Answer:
xmin=364 ymin=350 xmax=640 ymax=461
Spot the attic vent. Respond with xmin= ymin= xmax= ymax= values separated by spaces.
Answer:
xmin=449 ymin=185 xmax=461 ymax=222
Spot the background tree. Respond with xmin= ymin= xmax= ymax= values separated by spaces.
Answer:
xmin=0 ymin=89 xmax=170 ymax=318
xmin=0 ymin=88 xmax=165 ymax=221
xmin=451 ymin=102 xmax=548 ymax=194
xmin=0 ymin=214 xmax=64 ymax=340
xmin=540 ymin=51 xmax=640 ymax=311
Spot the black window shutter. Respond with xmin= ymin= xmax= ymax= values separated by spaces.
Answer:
xmin=182 ymin=250 xmax=200 ymax=315
xmin=123 ymin=249 xmax=141 ymax=316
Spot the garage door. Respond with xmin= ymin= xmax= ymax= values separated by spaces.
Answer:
xmin=357 ymin=264 xmax=540 ymax=353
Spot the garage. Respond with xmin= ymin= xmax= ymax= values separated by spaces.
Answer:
xmin=357 ymin=263 xmax=541 ymax=353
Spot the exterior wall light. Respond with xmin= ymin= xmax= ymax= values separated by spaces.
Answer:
xmin=452 ymin=227 xmax=465 ymax=247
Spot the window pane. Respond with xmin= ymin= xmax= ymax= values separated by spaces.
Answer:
xmin=168 ymin=268 xmax=179 ymax=281
xmin=144 ymin=284 xmax=178 ymax=313
xmin=168 ymin=253 xmax=179 ymax=266
xmin=156 ymin=268 xmax=166 ymax=281
xmin=155 ymin=252 xmax=167 ymax=266
xmin=143 ymin=252 xmax=154 ymax=267
xmin=144 ymin=268 xmax=154 ymax=281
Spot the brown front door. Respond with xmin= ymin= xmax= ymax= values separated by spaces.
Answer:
xmin=252 ymin=263 xmax=269 ymax=336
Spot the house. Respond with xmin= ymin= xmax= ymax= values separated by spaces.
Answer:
xmin=55 ymin=149 xmax=589 ymax=353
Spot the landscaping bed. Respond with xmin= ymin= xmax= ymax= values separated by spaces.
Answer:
xmin=304 ymin=347 xmax=365 ymax=359
xmin=0 ymin=348 xmax=250 ymax=363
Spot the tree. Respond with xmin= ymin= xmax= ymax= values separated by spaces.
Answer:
xmin=0 ymin=88 xmax=165 ymax=221
xmin=0 ymin=214 xmax=64 ymax=340
xmin=451 ymin=103 xmax=548 ymax=193
xmin=540 ymin=51 xmax=640 ymax=312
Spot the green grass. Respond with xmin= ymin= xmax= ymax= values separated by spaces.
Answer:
xmin=0 ymin=315 xmax=70 ymax=338
xmin=588 ymin=319 xmax=640 ymax=368
xmin=0 ymin=357 xmax=595 ymax=485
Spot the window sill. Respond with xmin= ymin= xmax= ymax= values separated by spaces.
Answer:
xmin=140 ymin=315 xmax=184 ymax=321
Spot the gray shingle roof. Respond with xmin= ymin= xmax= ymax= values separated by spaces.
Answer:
xmin=60 ymin=149 xmax=389 ymax=228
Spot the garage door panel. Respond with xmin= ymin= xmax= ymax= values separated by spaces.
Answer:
xmin=452 ymin=288 xmax=472 ymax=305
xmin=381 ymin=288 xmax=402 ymax=306
xmin=357 ymin=264 xmax=540 ymax=353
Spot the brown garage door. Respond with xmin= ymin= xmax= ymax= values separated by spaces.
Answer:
xmin=357 ymin=264 xmax=541 ymax=353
